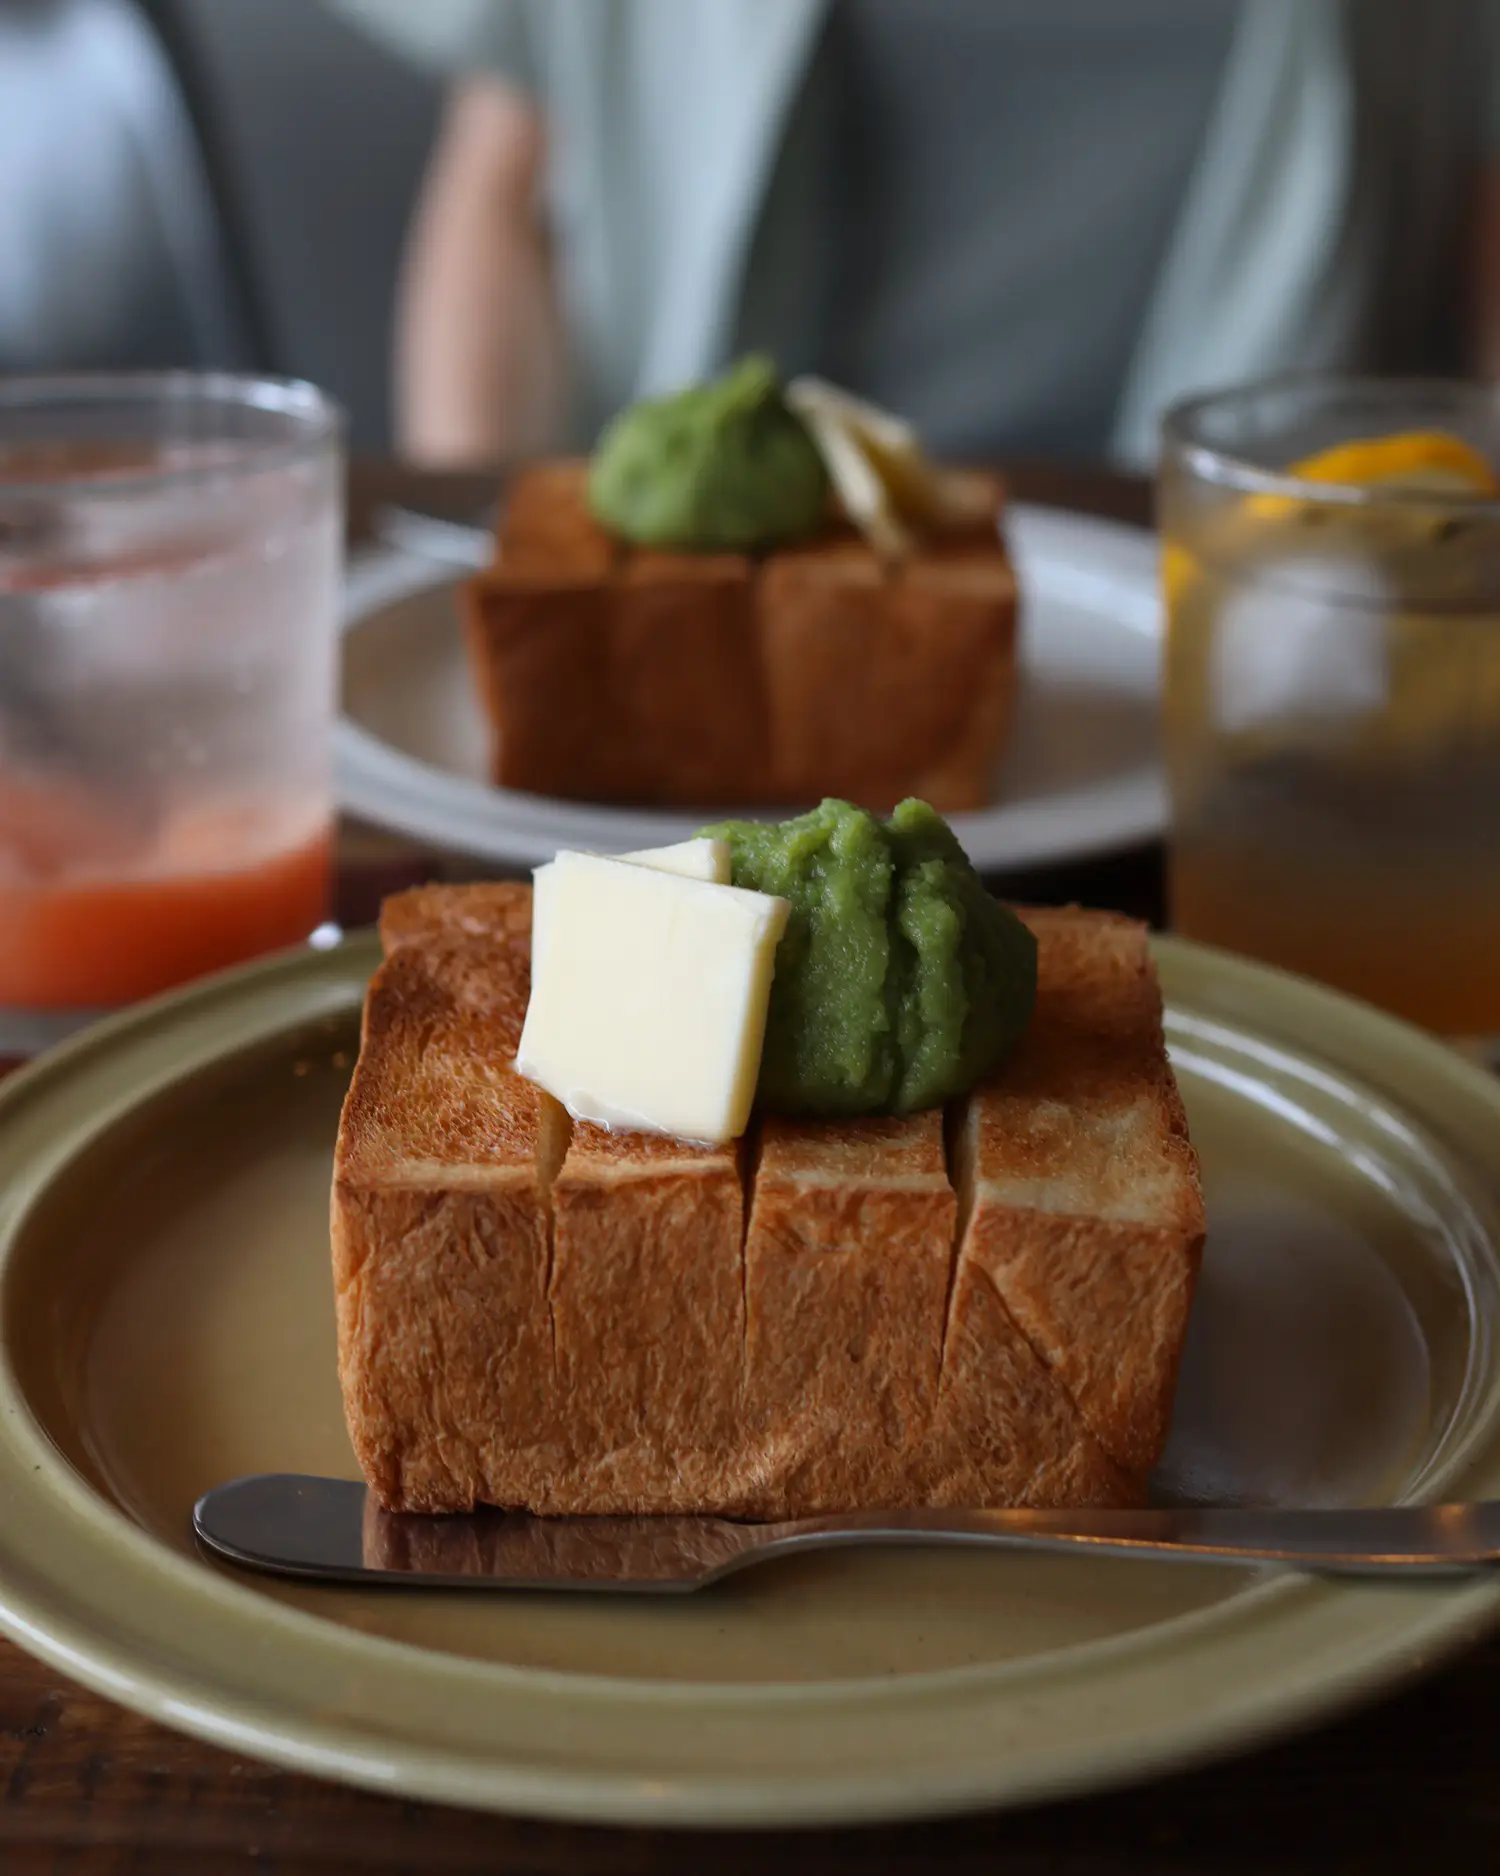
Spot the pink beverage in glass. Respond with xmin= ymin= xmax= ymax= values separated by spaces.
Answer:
xmin=0 ymin=375 xmax=343 ymax=1052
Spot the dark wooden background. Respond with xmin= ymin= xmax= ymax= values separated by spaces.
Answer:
xmin=1 ymin=463 xmax=1495 ymax=1875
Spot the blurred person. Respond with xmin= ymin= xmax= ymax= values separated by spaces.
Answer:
xmin=0 ymin=0 xmax=252 ymax=373
xmin=328 ymin=0 xmax=1500 ymax=469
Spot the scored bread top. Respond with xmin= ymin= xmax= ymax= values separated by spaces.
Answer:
xmin=756 ymin=1110 xmax=949 ymax=1187
xmin=336 ymin=922 xmax=558 ymax=1185
xmin=378 ymin=881 xmax=534 ymax=956
xmin=973 ymin=907 xmax=1199 ymax=1229
xmin=335 ymin=882 xmax=1204 ymax=1513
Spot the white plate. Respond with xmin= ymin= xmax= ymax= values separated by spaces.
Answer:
xmin=336 ymin=505 xmax=1163 ymax=873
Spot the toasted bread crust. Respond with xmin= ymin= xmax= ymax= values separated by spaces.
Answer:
xmin=544 ymin=1123 xmax=748 ymax=1513
xmin=741 ymin=1112 xmax=957 ymax=1509
xmin=614 ymin=552 xmax=768 ymax=803
xmin=758 ymin=539 xmax=1017 ymax=811
xmin=331 ymin=925 xmax=571 ymax=1511
xmin=331 ymin=886 xmax=1203 ymax=1514
xmin=500 ymin=461 xmax=615 ymax=575
xmin=461 ymin=574 xmax=624 ymax=801
xmin=378 ymin=881 xmax=533 ymax=956
xmin=956 ymin=908 xmax=1206 ymax=1475
xmin=915 ymin=1252 xmax=1137 ymax=1506
xmin=462 ymin=461 xmax=1017 ymax=812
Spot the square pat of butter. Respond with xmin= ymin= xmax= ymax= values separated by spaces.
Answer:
xmin=617 ymin=836 xmax=731 ymax=882
xmin=516 ymin=851 xmax=789 ymax=1143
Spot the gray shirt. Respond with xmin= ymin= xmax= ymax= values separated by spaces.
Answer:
xmin=326 ymin=0 xmax=1500 ymax=465
xmin=736 ymin=0 xmax=1241 ymax=458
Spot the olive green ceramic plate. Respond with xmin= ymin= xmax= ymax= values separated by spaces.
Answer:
xmin=2 ymin=936 xmax=1500 ymax=1827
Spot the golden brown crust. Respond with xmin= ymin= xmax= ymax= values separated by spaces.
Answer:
xmin=958 ymin=907 xmax=1208 ymax=1475
xmin=332 ymin=1181 xmax=564 ymax=1511
xmin=378 ymin=881 xmax=533 ymax=956
xmin=336 ymin=929 xmax=536 ymax=1181
xmin=545 ymin=1122 xmax=748 ymax=1513
xmin=461 ymin=575 xmax=624 ymax=801
xmin=916 ymin=1252 xmax=1139 ymax=1507
xmin=461 ymin=464 xmax=1017 ymax=810
xmin=742 ymin=1111 xmax=957 ymax=1510
xmin=498 ymin=460 xmax=615 ymax=576
xmin=331 ymin=925 xmax=571 ymax=1511
xmin=331 ymin=885 xmax=1202 ymax=1515
xmin=613 ymin=552 xmax=767 ymax=805
xmin=463 ymin=468 xmax=619 ymax=796
xmin=757 ymin=535 xmax=1019 ymax=813
xmin=889 ymin=547 xmax=1018 ymax=811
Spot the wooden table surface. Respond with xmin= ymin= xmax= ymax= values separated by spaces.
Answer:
xmin=2 ymin=462 xmax=1496 ymax=1875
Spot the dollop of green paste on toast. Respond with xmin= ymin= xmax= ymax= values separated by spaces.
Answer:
xmin=700 ymin=798 xmax=1037 ymax=1117
xmin=587 ymin=355 xmax=830 ymax=552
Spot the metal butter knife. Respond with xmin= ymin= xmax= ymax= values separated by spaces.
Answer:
xmin=193 ymin=1475 xmax=1500 ymax=1591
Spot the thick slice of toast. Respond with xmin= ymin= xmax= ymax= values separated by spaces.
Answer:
xmin=546 ymin=1121 xmax=747 ymax=1512
xmin=462 ymin=461 xmax=1018 ymax=811
xmin=911 ymin=1225 xmax=1136 ymax=1507
xmin=334 ymin=885 xmax=1202 ymax=1514
xmin=501 ymin=461 xmax=615 ymax=574
xmin=951 ymin=908 xmax=1205 ymax=1476
xmin=364 ymin=883 xmax=756 ymax=1515
xmin=614 ymin=551 xmax=767 ymax=804
xmin=379 ymin=880 xmax=534 ymax=954
xmin=743 ymin=1111 xmax=957 ymax=1508
xmin=740 ymin=1100 xmax=1138 ymax=1515
xmin=462 ymin=465 xmax=623 ymax=801
xmin=890 ymin=547 xmax=1018 ymax=809
xmin=758 ymin=536 xmax=1018 ymax=812
xmin=331 ymin=909 xmax=570 ymax=1512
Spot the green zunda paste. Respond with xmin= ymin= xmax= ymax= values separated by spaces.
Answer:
xmin=587 ymin=355 xmax=830 ymax=552
xmin=700 ymin=799 xmax=1038 ymax=1117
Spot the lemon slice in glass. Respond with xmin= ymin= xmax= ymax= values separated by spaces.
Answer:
xmin=1288 ymin=430 xmax=1499 ymax=496
xmin=1168 ymin=430 xmax=1500 ymax=621
xmin=1247 ymin=429 xmax=1500 ymax=523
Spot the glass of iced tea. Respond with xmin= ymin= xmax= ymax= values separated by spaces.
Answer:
xmin=1161 ymin=377 xmax=1500 ymax=1046
xmin=0 ymin=374 xmax=343 ymax=1055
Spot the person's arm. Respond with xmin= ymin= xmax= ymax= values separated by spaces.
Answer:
xmin=394 ymin=75 xmax=562 ymax=466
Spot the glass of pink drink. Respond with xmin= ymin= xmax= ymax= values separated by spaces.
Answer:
xmin=0 ymin=374 xmax=344 ymax=1054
